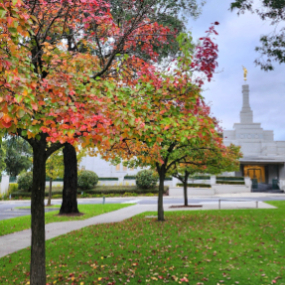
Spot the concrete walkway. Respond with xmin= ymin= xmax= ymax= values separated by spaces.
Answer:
xmin=0 ymin=201 xmax=275 ymax=258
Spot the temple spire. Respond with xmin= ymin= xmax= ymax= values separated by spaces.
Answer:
xmin=240 ymin=84 xmax=253 ymax=123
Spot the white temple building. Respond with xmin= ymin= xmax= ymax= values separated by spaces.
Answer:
xmin=223 ymin=84 xmax=285 ymax=187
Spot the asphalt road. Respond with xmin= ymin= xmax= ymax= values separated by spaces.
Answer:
xmin=1 ymin=194 xmax=285 ymax=221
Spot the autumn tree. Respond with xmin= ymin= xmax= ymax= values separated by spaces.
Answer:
xmin=1 ymin=1 xmax=116 ymax=283
xmin=170 ymin=144 xmax=241 ymax=206
xmin=231 ymin=0 xmax=285 ymax=70
xmin=101 ymin=27 xmax=219 ymax=221
xmin=109 ymin=104 xmax=222 ymax=220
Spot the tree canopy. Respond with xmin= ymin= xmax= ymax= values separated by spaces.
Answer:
xmin=99 ymin=27 xmax=220 ymax=220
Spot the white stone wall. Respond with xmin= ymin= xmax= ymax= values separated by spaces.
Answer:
xmin=279 ymin=180 xmax=285 ymax=191
xmin=277 ymin=142 xmax=285 ymax=155
xmin=79 ymin=155 xmax=144 ymax=178
xmin=0 ymin=175 xmax=10 ymax=196
xmin=213 ymin=184 xmax=250 ymax=194
xmin=279 ymin=164 xmax=285 ymax=179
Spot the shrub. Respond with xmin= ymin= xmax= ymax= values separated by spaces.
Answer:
xmin=11 ymin=191 xmax=31 ymax=197
xmin=17 ymin=172 xmax=33 ymax=192
xmin=78 ymin=170 xmax=99 ymax=189
xmin=136 ymin=170 xmax=158 ymax=189
xmin=176 ymin=183 xmax=211 ymax=188
xmin=9 ymin=183 xmax=18 ymax=193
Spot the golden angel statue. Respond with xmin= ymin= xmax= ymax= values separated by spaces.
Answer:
xmin=242 ymin=66 xmax=247 ymax=81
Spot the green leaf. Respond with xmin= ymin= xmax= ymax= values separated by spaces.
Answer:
xmin=15 ymin=94 xmax=22 ymax=103
xmin=8 ymin=27 xmax=17 ymax=34
xmin=0 ymin=7 xmax=7 ymax=18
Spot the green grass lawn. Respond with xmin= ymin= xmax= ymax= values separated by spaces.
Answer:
xmin=1 ymin=201 xmax=285 ymax=284
xmin=0 ymin=204 xmax=132 ymax=237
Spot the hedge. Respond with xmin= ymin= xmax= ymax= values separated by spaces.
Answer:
xmin=217 ymin=176 xmax=244 ymax=181
xmin=11 ymin=191 xmax=33 ymax=197
xmin=84 ymin=187 xmax=168 ymax=195
xmin=124 ymin=175 xmax=172 ymax=181
xmin=11 ymin=186 xmax=169 ymax=198
xmin=164 ymin=177 xmax=172 ymax=181
xmin=191 ymin=176 xmax=211 ymax=180
xmin=84 ymin=185 xmax=168 ymax=194
xmin=45 ymin=177 xmax=120 ymax=182
xmin=176 ymin=183 xmax=211 ymax=188
xmin=124 ymin=176 xmax=137 ymax=180
xmin=46 ymin=177 xmax=63 ymax=182
xmin=98 ymin=177 xmax=119 ymax=181
xmin=217 ymin=181 xmax=245 ymax=185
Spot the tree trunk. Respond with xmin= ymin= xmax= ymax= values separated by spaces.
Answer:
xmin=183 ymin=172 xmax=189 ymax=206
xmin=183 ymin=182 xmax=188 ymax=206
xmin=157 ymin=170 xmax=165 ymax=222
xmin=60 ymin=143 xmax=79 ymax=214
xmin=47 ymin=177 xmax=52 ymax=206
xmin=30 ymin=141 xmax=47 ymax=285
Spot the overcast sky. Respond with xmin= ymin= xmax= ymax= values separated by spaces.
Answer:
xmin=186 ymin=0 xmax=285 ymax=140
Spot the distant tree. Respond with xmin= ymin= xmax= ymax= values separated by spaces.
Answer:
xmin=170 ymin=144 xmax=242 ymax=206
xmin=2 ymin=137 xmax=32 ymax=177
xmin=46 ymin=150 xmax=64 ymax=206
xmin=231 ymin=0 xmax=285 ymax=71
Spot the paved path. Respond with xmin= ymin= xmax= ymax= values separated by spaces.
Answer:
xmin=0 ymin=201 xmax=275 ymax=258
